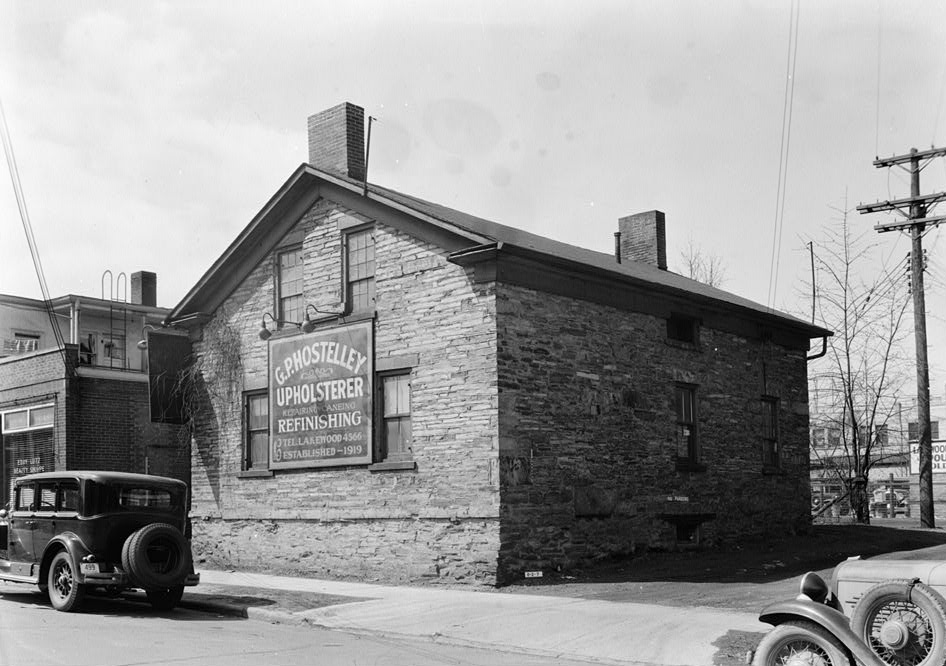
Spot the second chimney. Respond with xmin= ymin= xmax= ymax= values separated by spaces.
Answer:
xmin=307 ymin=102 xmax=365 ymax=181
xmin=617 ymin=210 xmax=667 ymax=270
xmin=131 ymin=271 xmax=157 ymax=307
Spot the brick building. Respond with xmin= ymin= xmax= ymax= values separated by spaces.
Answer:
xmin=165 ymin=102 xmax=830 ymax=585
xmin=0 ymin=274 xmax=189 ymax=502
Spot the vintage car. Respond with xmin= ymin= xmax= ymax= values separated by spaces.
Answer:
xmin=0 ymin=471 xmax=199 ymax=612
xmin=753 ymin=555 xmax=946 ymax=666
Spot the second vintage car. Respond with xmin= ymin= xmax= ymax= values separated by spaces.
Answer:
xmin=752 ymin=554 xmax=946 ymax=666
xmin=0 ymin=470 xmax=199 ymax=612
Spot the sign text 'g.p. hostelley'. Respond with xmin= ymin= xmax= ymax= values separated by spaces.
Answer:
xmin=268 ymin=321 xmax=373 ymax=469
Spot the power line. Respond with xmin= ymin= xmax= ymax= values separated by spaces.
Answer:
xmin=767 ymin=0 xmax=800 ymax=310
xmin=0 ymin=96 xmax=68 ymax=362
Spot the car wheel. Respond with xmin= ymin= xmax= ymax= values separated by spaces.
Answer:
xmin=47 ymin=551 xmax=85 ymax=612
xmin=851 ymin=579 xmax=946 ymax=666
xmin=123 ymin=523 xmax=191 ymax=589
xmin=146 ymin=585 xmax=184 ymax=611
xmin=752 ymin=620 xmax=852 ymax=666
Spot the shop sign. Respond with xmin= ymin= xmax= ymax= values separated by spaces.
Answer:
xmin=910 ymin=440 xmax=946 ymax=475
xmin=268 ymin=321 xmax=373 ymax=469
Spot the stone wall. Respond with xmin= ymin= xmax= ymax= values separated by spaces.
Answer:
xmin=188 ymin=199 xmax=501 ymax=584
xmin=495 ymin=283 xmax=812 ymax=581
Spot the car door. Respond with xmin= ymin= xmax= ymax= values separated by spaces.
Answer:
xmin=8 ymin=482 xmax=36 ymax=562
xmin=30 ymin=481 xmax=58 ymax=558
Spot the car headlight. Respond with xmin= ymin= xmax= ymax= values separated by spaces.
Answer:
xmin=798 ymin=571 xmax=830 ymax=604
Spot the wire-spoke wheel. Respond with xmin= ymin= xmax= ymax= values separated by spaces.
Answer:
xmin=47 ymin=551 xmax=85 ymax=612
xmin=752 ymin=620 xmax=852 ymax=666
xmin=852 ymin=580 xmax=946 ymax=666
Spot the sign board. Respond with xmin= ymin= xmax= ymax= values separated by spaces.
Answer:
xmin=269 ymin=321 xmax=373 ymax=469
xmin=910 ymin=440 xmax=946 ymax=475
xmin=147 ymin=331 xmax=192 ymax=424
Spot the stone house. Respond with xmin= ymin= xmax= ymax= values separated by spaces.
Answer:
xmin=0 ymin=274 xmax=189 ymax=503
xmin=164 ymin=102 xmax=830 ymax=585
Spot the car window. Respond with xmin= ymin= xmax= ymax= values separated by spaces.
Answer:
xmin=118 ymin=487 xmax=174 ymax=509
xmin=59 ymin=483 xmax=80 ymax=512
xmin=14 ymin=484 xmax=34 ymax=511
xmin=36 ymin=483 xmax=57 ymax=512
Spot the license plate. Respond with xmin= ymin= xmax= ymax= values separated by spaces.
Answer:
xmin=80 ymin=563 xmax=100 ymax=574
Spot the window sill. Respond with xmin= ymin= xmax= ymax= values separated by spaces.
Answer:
xmin=341 ymin=310 xmax=376 ymax=323
xmin=237 ymin=469 xmax=274 ymax=479
xmin=368 ymin=460 xmax=416 ymax=472
xmin=675 ymin=460 xmax=707 ymax=473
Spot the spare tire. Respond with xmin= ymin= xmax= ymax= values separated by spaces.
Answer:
xmin=851 ymin=579 xmax=946 ymax=666
xmin=122 ymin=523 xmax=191 ymax=589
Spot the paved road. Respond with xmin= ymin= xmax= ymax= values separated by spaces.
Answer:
xmin=0 ymin=583 xmax=610 ymax=666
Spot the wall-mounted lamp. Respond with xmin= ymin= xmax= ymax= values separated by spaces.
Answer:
xmin=300 ymin=304 xmax=342 ymax=334
xmin=258 ymin=312 xmax=282 ymax=341
xmin=136 ymin=324 xmax=159 ymax=350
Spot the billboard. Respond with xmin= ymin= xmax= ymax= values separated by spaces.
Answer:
xmin=910 ymin=440 xmax=946 ymax=475
xmin=268 ymin=321 xmax=373 ymax=469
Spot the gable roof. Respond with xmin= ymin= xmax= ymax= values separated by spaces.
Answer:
xmin=166 ymin=164 xmax=830 ymax=341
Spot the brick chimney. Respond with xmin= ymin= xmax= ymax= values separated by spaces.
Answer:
xmin=131 ymin=271 xmax=157 ymax=307
xmin=307 ymin=102 xmax=365 ymax=181
xmin=617 ymin=210 xmax=667 ymax=270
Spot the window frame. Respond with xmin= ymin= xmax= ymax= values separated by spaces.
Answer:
xmin=377 ymin=370 xmax=412 ymax=463
xmin=275 ymin=245 xmax=304 ymax=327
xmin=674 ymin=383 xmax=702 ymax=470
xmin=242 ymin=390 xmax=270 ymax=472
xmin=343 ymin=226 xmax=376 ymax=315
xmin=761 ymin=396 xmax=780 ymax=469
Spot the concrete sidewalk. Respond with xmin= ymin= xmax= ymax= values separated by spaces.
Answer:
xmin=184 ymin=569 xmax=769 ymax=666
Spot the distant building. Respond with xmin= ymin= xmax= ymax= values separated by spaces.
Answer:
xmin=809 ymin=388 xmax=946 ymax=517
xmin=0 ymin=272 xmax=189 ymax=503
xmin=162 ymin=102 xmax=830 ymax=585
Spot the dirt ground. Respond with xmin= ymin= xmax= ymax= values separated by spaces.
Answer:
xmin=503 ymin=518 xmax=946 ymax=610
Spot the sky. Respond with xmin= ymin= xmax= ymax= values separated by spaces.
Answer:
xmin=1 ymin=0 xmax=944 ymax=390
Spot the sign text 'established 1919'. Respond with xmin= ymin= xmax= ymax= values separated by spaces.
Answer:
xmin=268 ymin=321 xmax=373 ymax=469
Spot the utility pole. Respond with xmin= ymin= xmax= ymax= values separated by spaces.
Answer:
xmin=858 ymin=146 xmax=946 ymax=529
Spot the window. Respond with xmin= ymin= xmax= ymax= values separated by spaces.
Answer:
xmin=59 ymin=482 xmax=80 ymax=512
xmin=674 ymin=384 xmax=699 ymax=465
xmin=103 ymin=334 xmax=125 ymax=361
xmin=2 ymin=332 xmax=40 ymax=355
xmin=667 ymin=314 xmax=699 ymax=344
xmin=35 ymin=483 xmax=57 ymax=512
xmin=910 ymin=421 xmax=941 ymax=441
xmin=346 ymin=229 xmax=375 ymax=313
xmin=379 ymin=373 xmax=411 ymax=462
xmin=244 ymin=391 xmax=269 ymax=470
xmin=15 ymin=484 xmax=34 ymax=511
xmin=118 ymin=487 xmax=173 ymax=509
xmin=762 ymin=397 xmax=779 ymax=468
xmin=277 ymin=247 xmax=304 ymax=325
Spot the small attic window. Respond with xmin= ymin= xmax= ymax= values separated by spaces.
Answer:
xmin=667 ymin=314 xmax=699 ymax=344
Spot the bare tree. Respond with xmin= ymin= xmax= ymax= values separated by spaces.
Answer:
xmin=678 ymin=237 xmax=727 ymax=288
xmin=806 ymin=203 xmax=913 ymax=524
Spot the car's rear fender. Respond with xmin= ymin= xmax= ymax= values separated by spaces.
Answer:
xmin=40 ymin=533 xmax=92 ymax=585
xmin=759 ymin=597 xmax=886 ymax=666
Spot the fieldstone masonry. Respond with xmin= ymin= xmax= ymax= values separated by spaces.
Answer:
xmin=189 ymin=200 xmax=502 ymax=584
xmin=187 ymin=191 xmax=812 ymax=586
